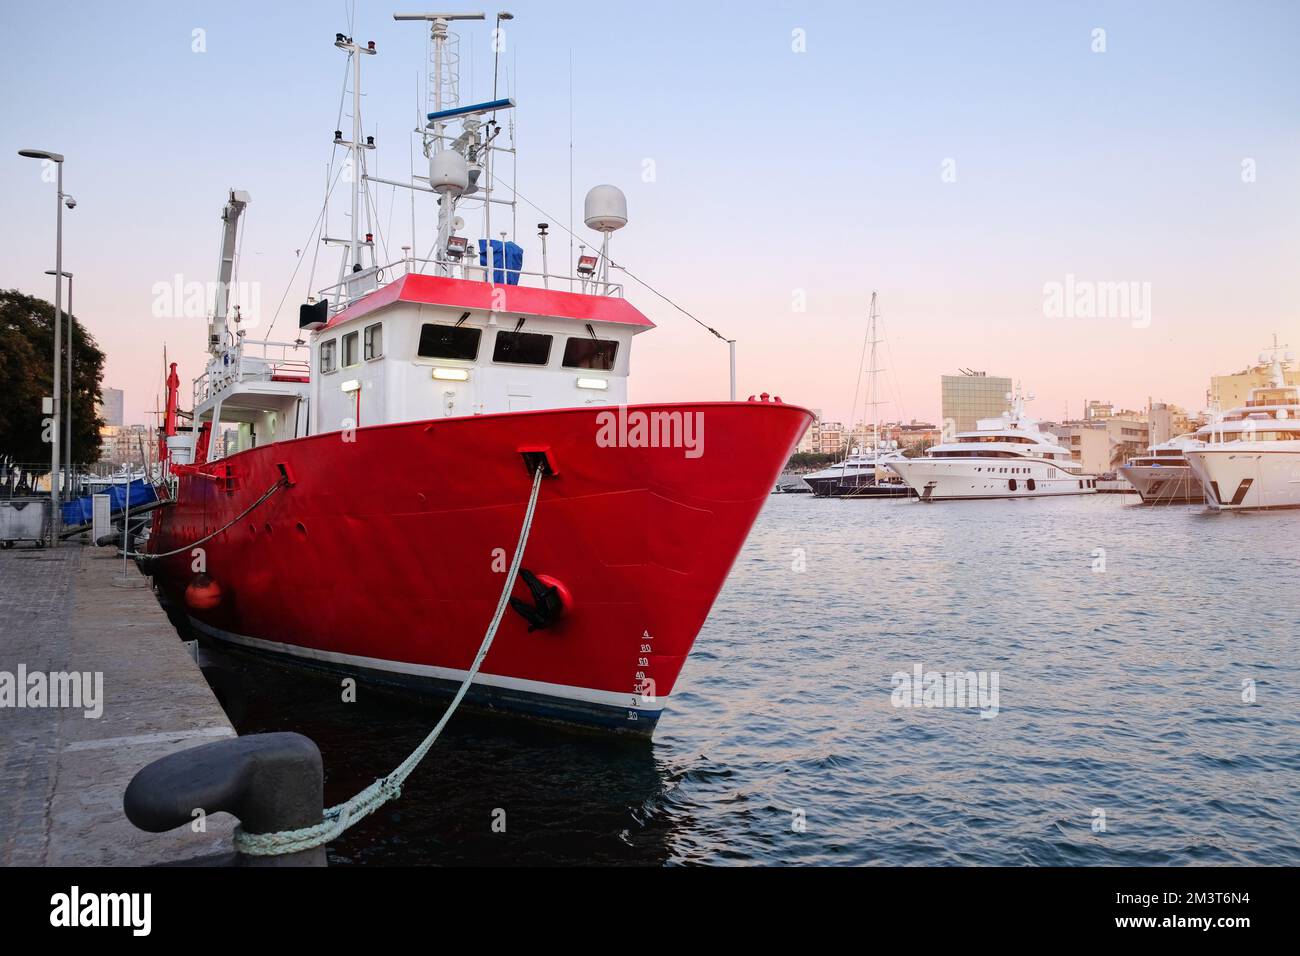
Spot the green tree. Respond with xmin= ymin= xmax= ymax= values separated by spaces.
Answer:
xmin=0 ymin=289 xmax=105 ymax=467
xmin=786 ymin=451 xmax=839 ymax=471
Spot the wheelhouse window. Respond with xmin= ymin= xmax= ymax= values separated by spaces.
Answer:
xmin=364 ymin=323 xmax=383 ymax=360
xmin=563 ymin=337 xmax=619 ymax=370
xmin=342 ymin=331 xmax=360 ymax=367
xmin=320 ymin=339 xmax=337 ymax=373
xmin=418 ymin=323 xmax=481 ymax=361
xmin=493 ymin=330 xmax=552 ymax=365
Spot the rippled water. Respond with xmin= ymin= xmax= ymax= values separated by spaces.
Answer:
xmin=230 ymin=493 xmax=1300 ymax=865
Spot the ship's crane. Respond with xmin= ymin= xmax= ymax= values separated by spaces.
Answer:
xmin=208 ymin=189 xmax=251 ymax=355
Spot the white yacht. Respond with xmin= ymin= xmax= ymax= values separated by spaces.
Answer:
xmin=803 ymin=445 xmax=906 ymax=497
xmin=1185 ymin=341 xmax=1300 ymax=510
xmin=887 ymin=385 xmax=1098 ymax=501
xmin=1117 ymin=434 xmax=1205 ymax=504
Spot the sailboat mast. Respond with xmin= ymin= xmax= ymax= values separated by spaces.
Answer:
xmin=867 ymin=291 xmax=881 ymax=455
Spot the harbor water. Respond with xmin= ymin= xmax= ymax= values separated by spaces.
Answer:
xmin=230 ymin=494 xmax=1300 ymax=865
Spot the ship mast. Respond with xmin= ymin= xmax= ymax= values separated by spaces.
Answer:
xmin=1261 ymin=333 xmax=1292 ymax=388
xmin=328 ymin=31 xmax=377 ymax=306
xmin=395 ymin=11 xmax=495 ymax=279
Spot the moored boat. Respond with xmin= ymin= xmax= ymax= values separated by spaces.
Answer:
xmin=146 ymin=12 xmax=810 ymax=735
xmin=1185 ymin=340 xmax=1300 ymax=511
xmin=887 ymin=384 xmax=1098 ymax=501
xmin=1117 ymin=434 xmax=1204 ymax=504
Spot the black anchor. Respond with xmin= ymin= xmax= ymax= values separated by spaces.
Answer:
xmin=509 ymin=568 xmax=565 ymax=632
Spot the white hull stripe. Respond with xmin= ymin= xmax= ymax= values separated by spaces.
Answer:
xmin=189 ymin=619 xmax=665 ymax=714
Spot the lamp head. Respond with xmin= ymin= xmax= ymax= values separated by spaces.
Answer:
xmin=18 ymin=148 xmax=63 ymax=163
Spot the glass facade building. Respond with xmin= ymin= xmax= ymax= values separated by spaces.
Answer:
xmin=941 ymin=373 xmax=1011 ymax=435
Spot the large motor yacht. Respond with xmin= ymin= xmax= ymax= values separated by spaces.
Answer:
xmin=1185 ymin=341 xmax=1300 ymax=510
xmin=1117 ymin=434 xmax=1205 ymax=504
xmin=886 ymin=385 xmax=1098 ymax=501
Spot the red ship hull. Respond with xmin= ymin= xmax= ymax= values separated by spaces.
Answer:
xmin=149 ymin=401 xmax=810 ymax=734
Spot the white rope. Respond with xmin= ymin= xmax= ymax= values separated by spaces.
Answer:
xmin=128 ymin=478 xmax=287 ymax=560
xmin=234 ymin=465 xmax=546 ymax=856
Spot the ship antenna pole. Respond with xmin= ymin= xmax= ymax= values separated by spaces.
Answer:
xmin=350 ymin=43 xmax=360 ymax=277
xmin=395 ymin=12 xmax=487 ymax=277
xmin=334 ymin=31 xmax=376 ymax=301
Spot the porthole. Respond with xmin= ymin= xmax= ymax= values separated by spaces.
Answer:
xmin=1009 ymin=478 xmax=1018 ymax=491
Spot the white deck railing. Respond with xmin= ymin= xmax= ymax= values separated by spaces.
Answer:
xmin=314 ymin=256 xmax=626 ymax=312
xmin=193 ymin=339 xmax=311 ymax=407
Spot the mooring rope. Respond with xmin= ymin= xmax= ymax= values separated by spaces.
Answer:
xmin=127 ymin=477 xmax=288 ymax=560
xmin=233 ymin=465 xmax=546 ymax=856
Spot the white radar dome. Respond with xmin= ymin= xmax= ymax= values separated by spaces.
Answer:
xmin=429 ymin=151 xmax=470 ymax=195
xmin=584 ymin=184 xmax=628 ymax=232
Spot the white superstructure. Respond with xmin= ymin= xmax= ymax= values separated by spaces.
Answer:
xmin=185 ymin=14 xmax=648 ymax=464
xmin=1185 ymin=340 xmax=1300 ymax=510
xmin=887 ymin=384 xmax=1098 ymax=501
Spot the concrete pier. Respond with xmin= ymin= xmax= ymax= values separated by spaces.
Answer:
xmin=0 ymin=545 xmax=236 ymax=865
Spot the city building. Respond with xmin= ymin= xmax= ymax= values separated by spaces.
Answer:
xmin=1077 ymin=400 xmax=1150 ymax=465
xmin=98 ymin=424 xmax=154 ymax=466
xmin=97 ymin=387 xmax=124 ymax=428
xmin=1103 ymin=417 xmax=1149 ymax=464
xmin=1083 ymin=399 xmax=1145 ymax=422
xmin=882 ymin=420 xmax=942 ymax=452
xmin=1147 ymin=401 xmax=1195 ymax=445
xmin=1210 ymin=359 xmax=1300 ymax=411
xmin=795 ymin=408 xmax=825 ymax=454
xmin=941 ymin=371 xmax=1011 ymax=433
xmin=817 ymin=421 xmax=845 ymax=455
xmin=1044 ymin=422 xmax=1111 ymax=474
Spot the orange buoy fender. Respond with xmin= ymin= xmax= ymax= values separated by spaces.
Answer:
xmin=185 ymin=573 xmax=223 ymax=610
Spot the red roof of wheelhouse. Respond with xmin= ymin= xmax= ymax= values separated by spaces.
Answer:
xmin=321 ymin=273 xmax=656 ymax=332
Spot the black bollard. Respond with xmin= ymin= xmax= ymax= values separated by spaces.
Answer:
xmin=124 ymin=732 xmax=326 ymax=866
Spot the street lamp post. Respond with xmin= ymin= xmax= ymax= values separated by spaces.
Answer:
xmin=728 ymin=339 xmax=737 ymax=402
xmin=19 ymin=149 xmax=65 ymax=544
xmin=46 ymin=270 xmax=73 ymax=501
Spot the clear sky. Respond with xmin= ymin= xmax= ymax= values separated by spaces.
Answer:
xmin=3 ymin=0 xmax=1298 ymax=427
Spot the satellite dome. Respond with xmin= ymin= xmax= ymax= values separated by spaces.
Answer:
xmin=429 ymin=151 xmax=470 ymax=195
xmin=584 ymin=184 xmax=627 ymax=232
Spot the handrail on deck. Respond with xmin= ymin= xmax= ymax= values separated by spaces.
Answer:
xmin=314 ymin=256 xmax=625 ymax=306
